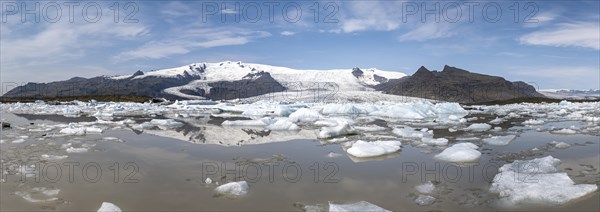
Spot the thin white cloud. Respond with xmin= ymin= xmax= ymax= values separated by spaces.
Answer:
xmin=280 ymin=31 xmax=296 ymax=36
xmin=398 ymin=22 xmax=456 ymax=41
xmin=115 ymin=28 xmax=271 ymax=61
xmin=519 ymin=22 xmax=600 ymax=49
xmin=512 ymin=66 xmax=598 ymax=77
xmin=337 ymin=1 xmax=403 ymax=33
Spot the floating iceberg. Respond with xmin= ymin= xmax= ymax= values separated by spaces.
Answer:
xmin=222 ymin=118 xmax=274 ymax=126
xmin=483 ymin=135 xmax=517 ymax=146
xmin=41 ymin=154 xmax=69 ymax=160
xmin=490 ymin=156 xmax=597 ymax=206
xmin=97 ymin=202 xmax=122 ymax=212
xmin=266 ymin=119 xmax=300 ymax=131
xmin=551 ymin=128 xmax=577 ymax=134
xmin=346 ymin=140 xmax=401 ymax=158
xmin=464 ymin=123 xmax=492 ymax=132
xmin=523 ymin=119 xmax=544 ymax=125
xmin=288 ymin=108 xmax=321 ymax=123
xmin=318 ymin=120 xmax=355 ymax=139
xmin=215 ymin=181 xmax=249 ymax=196
xmin=415 ymin=194 xmax=436 ymax=206
xmin=415 ymin=181 xmax=436 ymax=194
xmin=434 ymin=143 xmax=481 ymax=162
xmin=328 ymin=201 xmax=390 ymax=212
xmin=150 ymin=119 xmax=184 ymax=127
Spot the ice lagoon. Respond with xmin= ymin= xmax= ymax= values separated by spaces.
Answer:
xmin=1 ymin=100 xmax=599 ymax=211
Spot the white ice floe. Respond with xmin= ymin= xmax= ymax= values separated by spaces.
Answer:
xmin=215 ymin=181 xmax=249 ymax=196
xmin=550 ymin=141 xmax=571 ymax=149
xmin=346 ymin=140 xmax=402 ymax=158
xmin=150 ymin=119 xmax=184 ymax=127
xmin=490 ymin=117 xmax=504 ymax=124
xmin=12 ymin=138 xmax=26 ymax=143
xmin=415 ymin=181 xmax=435 ymax=194
xmin=490 ymin=156 xmax=598 ymax=206
xmin=85 ymin=127 xmax=104 ymax=134
xmin=434 ymin=143 xmax=481 ymax=162
xmin=354 ymin=125 xmax=387 ymax=132
xmin=97 ymin=202 xmax=122 ymax=212
xmin=15 ymin=187 xmax=60 ymax=203
xmin=318 ymin=120 xmax=355 ymax=139
xmin=222 ymin=118 xmax=274 ymax=126
xmin=266 ymin=119 xmax=300 ymax=131
xmin=328 ymin=201 xmax=390 ymax=212
xmin=205 ymin=178 xmax=212 ymax=184
xmin=288 ymin=108 xmax=321 ymax=123
xmin=415 ymin=195 xmax=436 ymax=206
xmin=41 ymin=154 xmax=69 ymax=160
xmin=523 ymin=119 xmax=544 ymax=125
xmin=321 ymin=103 xmax=376 ymax=115
xmin=483 ymin=135 xmax=517 ymax=146
xmin=60 ymin=127 xmax=87 ymax=135
xmin=551 ymin=128 xmax=577 ymax=134
xmin=392 ymin=127 xmax=431 ymax=139
xmin=66 ymin=147 xmax=89 ymax=153
xmin=421 ymin=137 xmax=448 ymax=146
xmin=464 ymin=123 xmax=492 ymax=132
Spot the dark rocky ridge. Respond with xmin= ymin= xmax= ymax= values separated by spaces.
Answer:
xmin=3 ymin=68 xmax=285 ymax=100
xmin=376 ymin=65 xmax=544 ymax=104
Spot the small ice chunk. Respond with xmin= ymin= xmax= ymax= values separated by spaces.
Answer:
xmin=328 ymin=201 xmax=390 ymax=212
xmin=483 ymin=135 xmax=517 ymax=146
xmin=85 ymin=127 xmax=103 ymax=134
xmin=552 ymin=128 xmax=577 ymax=134
xmin=102 ymin=137 xmax=124 ymax=142
xmin=150 ymin=119 xmax=184 ymax=127
xmin=490 ymin=156 xmax=598 ymax=206
xmin=205 ymin=178 xmax=212 ymax=184
xmin=415 ymin=181 xmax=435 ymax=194
xmin=60 ymin=127 xmax=87 ymax=135
xmin=66 ymin=147 xmax=88 ymax=153
xmin=553 ymin=141 xmax=571 ymax=149
xmin=12 ymin=138 xmax=26 ymax=143
xmin=222 ymin=118 xmax=274 ymax=126
xmin=97 ymin=202 xmax=122 ymax=212
xmin=434 ymin=143 xmax=481 ymax=162
xmin=41 ymin=154 xmax=69 ymax=160
xmin=464 ymin=123 xmax=492 ymax=132
xmin=392 ymin=127 xmax=430 ymax=139
xmin=415 ymin=195 xmax=436 ymax=206
xmin=422 ymin=137 xmax=448 ymax=146
xmin=490 ymin=117 xmax=504 ymax=124
xmin=327 ymin=152 xmax=342 ymax=158
xmin=318 ymin=121 xmax=355 ymax=139
xmin=523 ymin=119 xmax=544 ymax=125
xmin=215 ymin=181 xmax=249 ymax=196
xmin=346 ymin=140 xmax=402 ymax=158
xmin=354 ymin=125 xmax=386 ymax=132
xmin=266 ymin=119 xmax=300 ymax=131
xmin=288 ymin=108 xmax=321 ymax=123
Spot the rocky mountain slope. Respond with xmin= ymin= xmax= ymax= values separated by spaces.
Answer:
xmin=376 ymin=65 xmax=544 ymax=103
xmin=3 ymin=61 xmax=406 ymax=100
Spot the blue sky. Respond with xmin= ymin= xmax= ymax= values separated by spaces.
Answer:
xmin=1 ymin=0 xmax=599 ymax=91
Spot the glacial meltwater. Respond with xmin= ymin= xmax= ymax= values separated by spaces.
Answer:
xmin=1 ymin=100 xmax=598 ymax=211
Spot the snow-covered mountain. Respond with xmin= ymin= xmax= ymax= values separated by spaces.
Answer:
xmin=539 ymin=89 xmax=600 ymax=100
xmin=3 ymin=61 xmax=407 ymax=101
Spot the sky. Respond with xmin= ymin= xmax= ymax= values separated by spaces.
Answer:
xmin=1 ymin=0 xmax=599 ymax=92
